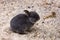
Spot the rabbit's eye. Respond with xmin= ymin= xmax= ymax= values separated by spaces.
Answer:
xmin=29 ymin=18 xmax=36 ymax=23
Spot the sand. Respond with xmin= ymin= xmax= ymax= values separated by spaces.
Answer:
xmin=0 ymin=0 xmax=60 ymax=40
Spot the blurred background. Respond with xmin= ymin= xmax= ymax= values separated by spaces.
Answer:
xmin=0 ymin=0 xmax=60 ymax=40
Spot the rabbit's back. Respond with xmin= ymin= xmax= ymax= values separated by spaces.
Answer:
xmin=10 ymin=14 xmax=28 ymax=26
xmin=10 ymin=14 xmax=33 ymax=34
xmin=10 ymin=10 xmax=40 ymax=34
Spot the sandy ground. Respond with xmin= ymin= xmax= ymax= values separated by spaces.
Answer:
xmin=0 ymin=0 xmax=60 ymax=40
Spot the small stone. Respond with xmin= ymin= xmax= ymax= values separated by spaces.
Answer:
xmin=28 ymin=6 xmax=30 ymax=8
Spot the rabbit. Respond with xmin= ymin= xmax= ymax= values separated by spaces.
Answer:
xmin=10 ymin=10 xmax=40 ymax=34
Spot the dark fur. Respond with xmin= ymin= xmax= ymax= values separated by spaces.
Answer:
xmin=10 ymin=10 xmax=40 ymax=34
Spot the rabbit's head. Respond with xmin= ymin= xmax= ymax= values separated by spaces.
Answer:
xmin=24 ymin=10 xmax=40 ymax=23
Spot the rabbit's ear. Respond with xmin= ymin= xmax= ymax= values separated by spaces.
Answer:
xmin=24 ymin=10 xmax=30 ymax=16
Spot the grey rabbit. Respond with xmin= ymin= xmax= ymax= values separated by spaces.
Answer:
xmin=10 ymin=10 xmax=40 ymax=34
